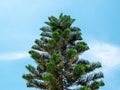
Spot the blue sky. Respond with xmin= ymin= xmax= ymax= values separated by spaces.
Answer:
xmin=0 ymin=0 xmax=120 ymax=90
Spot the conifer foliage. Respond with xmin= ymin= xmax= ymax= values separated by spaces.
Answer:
xmin=23 ymin=14 xmax=104 ymax=90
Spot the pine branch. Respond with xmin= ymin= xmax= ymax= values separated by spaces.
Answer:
xmin=76 ymin=72 xmax=104 ymax=86
xmin=26 ymin=79 xmax=46 ymax=89
xmin=40 ymin=26 xmax=52 ymax=32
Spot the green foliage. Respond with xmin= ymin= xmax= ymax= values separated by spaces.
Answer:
xmin=23 ymin=13 xmax=104 ymax=90
xmin=45 ymin=13 xmax=75 ymax=30
xmin=29 ymin=50 xmax=41 ymax=60
xmin=80 ymin=87 xmax=91 ymax=90
xmin=43 ymin=73 xmax=54 ymax=82
xmin=70 ymin=31 xmax=82 ymax=41
xmin=45 ymin=62 xmax=56 ymax=74
xmin=52 ymin=30 xmax=61 ymax=41
xmin=89 ymin=80 xmax=105 ymax=90
xmin=48 ymin=38 xmax=55 ymax=45
xmin=43 ymin=73 xmax=60 ymax=90
xmin=75 ymin=42 xmax=89 ymax=53
xmin=63 ymin=28 xmax=71 ymax=39
xmin=22 ymin=74 xmax=34 ymax=80
xmin=74 ymin=64 xmax=85 ymax=76
xmin=51 ymin=53 xmax=61 ymax=64
xmin=67 ymin=48 xmax=77 ymax=58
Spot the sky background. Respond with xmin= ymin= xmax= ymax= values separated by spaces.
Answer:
xmin=0 ymin=0 xmax=120 ymax=90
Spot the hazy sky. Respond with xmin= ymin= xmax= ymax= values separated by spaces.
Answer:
xmin=0 ymin=0 xmax=120 ymax=90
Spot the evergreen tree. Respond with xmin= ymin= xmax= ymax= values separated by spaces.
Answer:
xmin=23 ymin=14 xmax=104 ymax=90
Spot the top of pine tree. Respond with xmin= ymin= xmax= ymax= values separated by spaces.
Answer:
xmin=23 ymin=13 xmax=104 ymax=90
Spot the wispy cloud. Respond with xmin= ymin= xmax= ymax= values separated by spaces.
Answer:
xmin=0 ymin=52 xmax=29 ymax=61
xmin=81 ymin=41 xmax=120 ymax=70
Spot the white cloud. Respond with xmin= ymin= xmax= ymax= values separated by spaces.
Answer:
xmin=0 ymin=52 xmax=29 ymax=61
xmin=81 ymin=41 xmax=120 ymax=70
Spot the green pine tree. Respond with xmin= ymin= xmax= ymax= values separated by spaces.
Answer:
xmin=23 ymin=13 xmax=104 ymax=90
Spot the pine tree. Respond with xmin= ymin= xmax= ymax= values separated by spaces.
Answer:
xmin=23 ymin=14 xmax=104 ymax=90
